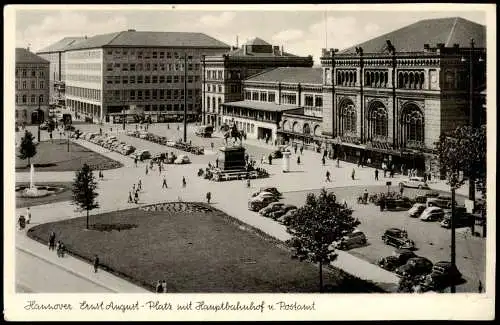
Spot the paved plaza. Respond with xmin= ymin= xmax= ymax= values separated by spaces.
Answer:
xmin=15 ymin=122 xmax=485 ymax=293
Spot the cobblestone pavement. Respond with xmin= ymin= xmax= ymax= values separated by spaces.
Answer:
xmin=14 ymin=123 xmax=486 ymax=293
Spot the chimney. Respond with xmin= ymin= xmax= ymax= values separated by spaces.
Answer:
xmin=281 ymin=45 xmax=284 ymax=55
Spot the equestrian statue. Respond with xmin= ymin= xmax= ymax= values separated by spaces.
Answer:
xmin=224 ymin=123 xmax=243 ymax=146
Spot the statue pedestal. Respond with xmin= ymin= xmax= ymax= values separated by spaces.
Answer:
xmin=282 ymin=151 xmax=291 ymax=172
xmin=217 ymin=146 xmax=246 ymax=171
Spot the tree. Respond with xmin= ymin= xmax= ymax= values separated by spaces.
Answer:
xmin=285 ymin=188 xmax=360 ymax=292
xmin=18 ymin=130 xmax=37 ymax=167
xmin=434 ymin=125 xmax=486 ymax=293
xmin=72 ymin=163 xmax=99 ymax=229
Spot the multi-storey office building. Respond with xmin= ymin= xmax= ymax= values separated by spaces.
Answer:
xmin=36 ymin=37 xmax=85 ymax=108
xmin=203 ymin=37 xmax=313 ymax=129
xmin=60 ymin=30 xmax=230 ymax=123
xmin=319 ymin=17 xmax=486 ymax=175
xmin=15 ymin=48 xmax=50 ymax=125
xmin=221 ymin=67 xmax=323 ymax=143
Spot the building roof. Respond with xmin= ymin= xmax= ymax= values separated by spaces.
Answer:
xmin=245 ymin=67 xmax=323 ymax=84
xmin=64 ymin=30 xmax=230 ymax=51
xmin=245 ymin=37 xmax=272 ymax=46
xmin=16 ymin=48 xmax=49 ymax=64
xmin=224 ymin=47 xmax=298 ymax=57
xmin=340 ymin=17 xmax=486 ymax=54
xmin=223 ymin=100 xmax=298 ymax=113
xmin=37 ymin=37 xmax=86 ymax=53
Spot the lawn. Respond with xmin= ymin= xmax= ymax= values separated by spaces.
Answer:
xmin=27 ymin=202 xmax=383 ymax=293
xmin=15 ymin=140 xmax=122 ymax=172
xmin=16 ymin=182 xmax=73 ymax=208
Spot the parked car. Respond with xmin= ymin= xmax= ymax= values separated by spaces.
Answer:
xmin=271 ymin=150 xmax=283 ymax=159
xmin=385 ymin=197 xmax=413 ymax=210
xmin=195 ymin=125 xmax=214 ymax=138
xmin=395 ymin=257 xmax=433 ymax=277
xmin=330 ymin=230 xmax=367 ymax=250
xmin=174 ymin=154 xmax=191 ymax=164
xmin=422 ymin=261 xmax=463 ymax=291
xmin=419 ymin=206 xmax=445 ymax=222
xmin=399 ymin=176 xmax=430 ymax=189
xmin=440 ymin=208 xmax=473 ymax=228
xmin=248 ymin=195 xmax=279 ymax=212
xmin=408 ymin=203 xmax=427 ymax=218
xmin=134 ymin=150 xmax=151 ymax=161
xmin=139 ymin=132 xmax=148 ymax=139
xmin=252 ymin=187 xmax=281 ymax=199
xmin=381 ymin=228 xmax=416 ymax=250
xmin=269 ymin=204 xmax=297 ymax=220
xmin=378 ymin=249 xmax=417 ymax=271
xmin=277 ymin=209 xmax=297 ymax=225
xmin=427 ymin=196 xmax=453 ymax=209
xmin=259 ymin=202 xmax=285 ymax=216
xmin=414 ymin=191 xmax=440 ymax=203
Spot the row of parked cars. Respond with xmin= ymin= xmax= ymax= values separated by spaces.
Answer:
xmin=247 ymin=187 xmax=298 ymax=225
xmin=127 ymin=131 xmax=204 ymax=155
xmin=407 ymin=197 xmax=473 ymax=228
xmin=80 ymin=132 xmax=137 ymax=156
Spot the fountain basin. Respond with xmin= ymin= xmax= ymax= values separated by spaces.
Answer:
xmin=15 ymin=185 xmax=65 ymax=198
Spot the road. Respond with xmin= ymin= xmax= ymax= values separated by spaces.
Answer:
xmin=16 ymin=248 xmax=114 ymax=293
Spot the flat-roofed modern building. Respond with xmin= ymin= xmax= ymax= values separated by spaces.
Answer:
xmin=203 ymin=37 xmax=314 ymax=129
xmin=15 ymin=48 xmax=50 ymax=125
xmin=320 ymin=17 xmax=486 ymax=175
xmin=222 ymin=67 xmax=323 ymax=144
xmin=36 ymin=37 xmax=85 ymax=108
xmin=57 ymin=29 xmax=230 ymax=123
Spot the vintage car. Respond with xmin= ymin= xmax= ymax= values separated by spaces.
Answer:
xmin=381 ymin=228 xmax=416 ymax=250
xmin=252 ymin=187 xmax=282 ymax=199
xmin=440 ymin=208 xmax=473 ymax=228
xmin=258 ymin=202 xmax=285 ymax=216
xmin=422 ymin=261 xmax=463 ymax=291
xmin=395 ymin=257 xmax=434 ymax=277
xmin=248 ymin=194 xmax=279 ymax=212
xmin=174 ymin=154 xmax=191 ymax=164
xmin=399 ymin=176 xmax=430 ymax=189
xmin=378 ymin=249 xmax=418 ymax=271
xmin=330 ymin=230 xmax=368 ymax=251
xmin=419 ymin=207 xmax=445 ymax=222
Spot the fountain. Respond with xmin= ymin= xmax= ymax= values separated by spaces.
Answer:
xmin=16 ymin=164 xmax=65 ymax=198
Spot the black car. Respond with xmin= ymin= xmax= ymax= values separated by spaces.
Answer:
xmin=271 ymin=150 xmax=283 ymax=159
xmin=378 ymin=249 xmax=417 ymax=271
xmin=395 ymin=257 xmax=433 ymax=277
xmin=381 ymin=228 xmax=416 ymax=250
xmin=422 ymin=261 xmax=464 ymax=291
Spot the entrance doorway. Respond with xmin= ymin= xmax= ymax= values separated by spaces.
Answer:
xmin=31 ymin=110 xmax=44 ymax=124
xmin=257 ymin=127 xmax=272 ymax=141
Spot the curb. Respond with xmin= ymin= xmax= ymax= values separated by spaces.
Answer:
xmin=16 ymin=245 xmax=119 ymax=293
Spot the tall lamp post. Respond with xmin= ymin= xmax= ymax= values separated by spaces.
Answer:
xmin=330 ymin=48 xmax=338 ymax=137
xmin=461 ymin=38 xmax=484 ymax=202
xmin=183 ymin=52 xmax=188 ymax=142
xmin=202 ymin=55 xmax=206 ymax=125
xmin=37 ymin=95 xmax=43 ymax=142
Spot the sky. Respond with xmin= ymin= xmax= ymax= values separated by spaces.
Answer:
xmin=13 ymin=5 xmax=488 ymax=66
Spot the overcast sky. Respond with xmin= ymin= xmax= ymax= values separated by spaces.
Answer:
xmin=13 ymin=5 xmax=487 ymax=66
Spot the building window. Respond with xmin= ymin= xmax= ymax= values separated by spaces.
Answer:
xmin=159 ymin=52 xmax=164 ymax=59
xmin=145 ymin=76 xmax=150 ymax=84
xmin=39 ymin=95 xmax=44 ymax=103
xmin=153 ymin=64 xmax=158 ymax=71
xmin=152 ymin=76 xmax=158 ymax=83
xmin=166 ymin=89 xmax=172 ymax=100
xmin=281 ymin=92 xmax=296 ymax=105
xmin=305 ymin=95 xmax=314 ymax=107
xmin=137 ymin=76 xmax=143 ymax=84
xmin=159 ymin=76 xmax=165 ymax=83
xmin=107 ymin=63 xmax=113 ymax=71
xmin=166 ymin=76 xmax=172 ymax=83
xmin=122 ymin=76 xmax=128 ymax=84
xmin=402 ymin=105 xmax=424 ymax=145
xmin=152 ymin=89 xmax=157 ymax=100
xmin=39 ymin=81 xmax=44 ymax=89
xmin=15 ymin=69 xmax=19 ymax=77
xmin=22 ymin=95 xmax=27 ymax=103
xmin=368 ymin=103 xmax=388 ymax=139
xmin=122 ymin=63 xmax=129 ymax=71
xmin=315 ymin=96 xmax=323 ymax=107
xmin=31 ymin=70 xmax=36 ymax=77
xmin=22 ymin=81 xmax=27 ymax=89
xmin=114 ymin=76 xmax=121 ymax=84
xmin=260 ymin=92 xmax=267 ymax=102
xmin=130 ymin=90 xmax=135 ymax=100
xmin=22 ymin=69 xmax=27 ymax=77
xmin=31 ymin=81 xmax=36 ymax=89
xmin=218 ymin=85 xmax=222 ymax=93
xmin=218 ymin=71 xmax=222 ymax=80
xmin=268 ymin=93 xmax=276 ymax=102
xmin=340 ymin=101 xmax=357 ymax=134
xmin=31 ymin=95 xmax=36 ymax=103
xmin=173 ymin=76 xmax=179 ymax=83
xmin=106 ymin=77 xmax=113 ymax=84
xmin=207 ymin=96 xmax=211 ymax=109
xmin=167 ymin=52 xmax=171 ymax=59
xmin=152 ymin=51 xmax=157 ymax=59
xmin=188 ymin=76 xmax=193 ymax=83
xmin=252 ymin=92 xmax=259 ymax=101
xmin=160 ymin=90 xmax=165 ymax=99
xmin=129 ymin=76 xmax=135 ymax=84
xmin=137 ymin=90 xmax=143 ymax=100
xmin=15 ymin=95 xmax=18 ymax=103
xmin=137 ymin=63 xmax=143 ymax=71
xmin=130 ymin=64 xmax=136 ymax=71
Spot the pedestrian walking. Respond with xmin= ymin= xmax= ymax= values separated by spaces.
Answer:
xmin=182 ymin=177 xmax=186 ymax=188
xmin=128 ymin=191 xmax=133 ymax=203
xmin=215 ymin=158 xmax=219 ymax=168
xmin=478 ymin=280 xmax=483 ymax=293
xmin=145 ymin=165 xmax=149 ymax=175
xmin=297 ymin=156 xmax=301 ymax=165
xmin=134 ymin=191 xmax=139 ymax=204
xmin=322 ymin=156 xmax=326 ymax=166
xmin=159 ymin=164 xmax=162 ymax=175
xmin=268 ymin=154 xmax=272 ymax=165
xmin=93 ymin=255 xmax=99 ymax=273
xmin=326 ymin=171 xmax=331 ymax=182
xmin=48 ymin=231 xmax=56 ymax=250
xmin=162 ymin=177 xmax=168 ymax=189
xmin=162 ymin=280 xmax=168 ymax=293
xmin=26 ymin=207 xmax=31 ymax=224
xmin=99 ymin=128 xmax=102 ymax=136
xmin=399 ymin=183 xmax=404 ymax=196
xmin=351 ymin=168 xmax=355 ymax=180
xmin=56 ymin=241 xmax=61 ymax=257
xmin=294 ymin=145 xmax=297 ymax=154
xmin=134 ymin=157 xmax=138 ymax=167
xmin=138 ymin=179 xmax=142 ymax=191
xmin=247 ymin=178 xmax=251 ymax=188
xmin=18 ymin=215 xmax=26 ymax=230
xmin=206 ymin=192 xmax=211 ymax=204
xmin=337 ymin=157 xmax=340 ymax=168
xmin=58 ymin=241 xmax=66 ymax=258
xmin=375 ymin=169 xmax=379 ymax=181
xmin=261 ymin=155 xmax=265 ymax=164
xmin=300 ymin=145 xmax=304 ymax=155
xmin=156 ymin=280 xmax=163 ymax=293
xmin=211 ymin=142 xmax=214 ymax=150
xmin=390 ymin=169 xmax=395 ymax=178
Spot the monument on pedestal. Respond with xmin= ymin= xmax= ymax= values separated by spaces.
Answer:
xmin=217 ymin=146 xmax=246 ymax=171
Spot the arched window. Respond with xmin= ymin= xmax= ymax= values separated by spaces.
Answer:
xmin=313 ymin=125 xmax=321 ymax=136
xmin=398 ymin=72 xmax=404 ymax=88
xmin=292 ymin=121 xmax=299 ymax=133
xmin=402 ymin=104 xmax=424 ymax=145
xmin=282 ymin=120 xmax=289 ymax=131
xmin=368 ymin=102 xmax=388 ymax=139
xmin=340 ymin=100 xmax=356 ymax=134
xmin=303 ymin=123 xmax=311 ymax=135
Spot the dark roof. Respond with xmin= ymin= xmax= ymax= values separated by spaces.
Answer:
xmin=245 ymin=37 xmax=272 ymax=46
xmin=37 ymin=37 xmax=86 ymax=53
xmin=225 ymin=47 xmax=298 ymax=57
xmin=340 ymin=17 xmax=486 ymax=54
xmin=283 ymin=107 xmax=305 ymax=116
xmin=16 ymin=48 xmax=49 ymax=64
xmin=64 ymin=30 xmax=230 ymax=50
xmin=223 ymin=100 xmax=298 ymax=112
xmin=245 ymin=67 xmax=323 ymax=84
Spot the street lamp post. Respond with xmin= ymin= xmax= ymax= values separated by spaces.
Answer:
xmin=37 ymin=95 xmax=42 ymax=142
xmin=202 ymin=55 xmax=206 ymax=125
xmin=330 ymin=48 xmax=338 ymax=136
xmin=183 ymin=52 xmax=188 ymax=143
